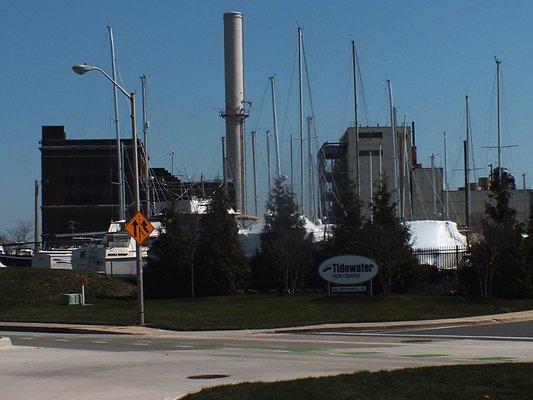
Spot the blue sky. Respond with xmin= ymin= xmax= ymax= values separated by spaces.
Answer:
xmin=1 ymin=0 xmax=533 ymax=230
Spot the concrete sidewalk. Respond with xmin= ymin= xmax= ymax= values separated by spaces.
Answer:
xmin=1 ymin=309 xmax=532 ymax=336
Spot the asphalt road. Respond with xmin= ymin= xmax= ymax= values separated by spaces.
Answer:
xmin=315 ymin=321 xmax=533 ymax=341
xmin=1 ymin=322 xmax=532 ymax=400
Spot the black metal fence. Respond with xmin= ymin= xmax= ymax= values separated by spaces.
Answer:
xmin=414 ymin=246 xmax=468 ymax=270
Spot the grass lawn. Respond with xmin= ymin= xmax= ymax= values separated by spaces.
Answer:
xmin=180 ymin=363 xmax=533 ymax=400
xmin=0 ymin=268 xmax=532 ymax=329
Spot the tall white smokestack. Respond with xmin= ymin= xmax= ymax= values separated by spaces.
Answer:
xmin=222 ymin=12 xmax=247 ymax=213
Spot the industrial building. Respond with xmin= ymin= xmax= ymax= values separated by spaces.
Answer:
xmin=318 ymin=124 xmax=532 ymax=230
xmin=318 ymin=124 xmax=414 ymax=220
xmin=40 ymin=125 xmax=146 ymax=241
xmin=40 ymin=126 xmax=234 ymax=243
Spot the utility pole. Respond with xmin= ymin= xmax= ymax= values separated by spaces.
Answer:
xmin=269 ymin=76 xmax=282 ymax=178
xmin=352 ymin=40 xmax=360 ymax=196
xmin=251 ymin=131 xmax=258 ymax=216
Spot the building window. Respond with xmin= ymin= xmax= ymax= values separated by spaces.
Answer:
xmin=359 ymin=150 xmax=383 ymax=156
xmin=64 ymin=194 xmax=76 ymax=203
xmin=359 ymin=132 xmax=383 ymax=139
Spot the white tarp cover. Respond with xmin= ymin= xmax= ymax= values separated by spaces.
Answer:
xmin=405 ymin=220 xmax=467 ymax=249
xmin=238 ymin=216 xmax=327 ymax=257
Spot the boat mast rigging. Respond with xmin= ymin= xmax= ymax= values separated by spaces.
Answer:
xmin=107 ymin=26 xmax=126 ymax=221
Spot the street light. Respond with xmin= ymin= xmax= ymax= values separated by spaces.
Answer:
xmin=72 ymin=63 xmax=145 ymax=326
xmin=168 ymin=150 xmax=178 ymax=175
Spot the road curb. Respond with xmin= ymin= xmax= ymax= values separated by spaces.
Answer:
xmin=267 ymin=310 xmax=533 ymax=334
xmin=0 ymin=336 xmax=12 ymax=348
xmin=0 ymin=323 xmax=146 ymax=335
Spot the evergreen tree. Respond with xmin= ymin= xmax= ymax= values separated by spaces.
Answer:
xmin=471 ymin=175 xmax=529 ymax=298
xmin=145 ymin=206 xmax=193 ymax=298
xmin=194 ymin=186 xmax=249 ymax=296
xmin=360 ymin=178 xmax=418 ymax=293
xmin=523 ymin=209 xmax=533 ymax=293
xmin=329 ymin=180 xmax=365 ymax=255
xmin=255 ymin=177 xmax=313 ymax=294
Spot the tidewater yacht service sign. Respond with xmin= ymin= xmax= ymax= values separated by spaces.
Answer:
xmin=318 ymin=255 xmax=379 ymax=285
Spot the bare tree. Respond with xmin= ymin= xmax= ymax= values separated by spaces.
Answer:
xmin=8 ymin=220 xmax=33 ymax=243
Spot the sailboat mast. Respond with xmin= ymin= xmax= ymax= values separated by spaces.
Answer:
xmin=298 ymin=27 xmax=305 ymax=213
xmin=443 ymin=131 xmax=449 ymax=220
xmin=108 ymin=26 xmax=125 ymax=220
xmin=221 ymin=137 xmax=227 ymax=192
xmin=401 ymin=114 xmax=407 ymax=220
xmin=140 ymin=75 xmax=150 ymax=217
xmin=34 ymin=180 xmax=41 ymax=253
xmin=465 ymin=95 xmax=471 ymax=236
xmin=306 ymin=116 xmax=314 ymax=221
xmin=387 ymin=80 xmax=401 ymax=218
xmin=495 ymin=57 xmax=502 ymax=174
xmin=266 ymin=130 xmax=272 ymax=194
xmin=251 ymin=131 xmax=258 ymax=216
xmin=352 ymin=41 xmax=360 ymax=196
xmin=430 ymin=153 xmax=437 ymax=217
xmin=269 ymin=76 xmax=282 ymax=178
xmin=290 ymin=133 xmax=294 ymax=188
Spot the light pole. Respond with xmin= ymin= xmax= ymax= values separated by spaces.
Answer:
xmin=168 ymin=150 xmax=177 ymax=175
xmin=73 ymin=64 xmax=145 ymax=326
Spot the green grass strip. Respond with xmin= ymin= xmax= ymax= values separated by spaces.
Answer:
xmin=181 ymin=363 xmax=533 ymax=400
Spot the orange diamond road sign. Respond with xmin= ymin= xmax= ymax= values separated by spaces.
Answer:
xmin=125 ymin=211 xmax=155 ymax=245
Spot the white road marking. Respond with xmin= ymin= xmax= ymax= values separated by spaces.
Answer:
xmin=174 ymin=344 xmax=194 ymax=348
xmin=54 ymin=339 xmax=70 ymax=342
xmin=132 ymin=342 xmax=150 ymax=346
xmin=18 ymin=337 xmax=35 ymax=340
xmin=92 ymin=340 xmax=108 ymax=344
xmin=319 ymin=332 xmax=533 ymax=341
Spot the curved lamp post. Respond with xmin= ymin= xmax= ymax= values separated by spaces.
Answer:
xmin=72 ymin=64 xmax=144 ymax=326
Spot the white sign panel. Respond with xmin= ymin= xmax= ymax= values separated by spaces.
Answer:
xmin=318 ymin=255 xmax=379 ymax=285
xmin=331 ymin=285 xmax=367 ymax=293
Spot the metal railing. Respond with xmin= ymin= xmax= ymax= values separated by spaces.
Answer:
xmin=414 ymin=245 xmax=468 ymax=270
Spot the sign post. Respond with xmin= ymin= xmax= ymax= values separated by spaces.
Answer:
xmin=124 ymin=211 xmax=155 ymax=325
xmin=318 ymin=255 xmax=379 ymax=296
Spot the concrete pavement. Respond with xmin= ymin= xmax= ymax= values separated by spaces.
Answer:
xmin=1 ymin=321 xmax=532 ymax=400
xmin=1 ymin=311 xmax=532 ymax=399
xmin=0 ymin=336 xmax=12 ymax=347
